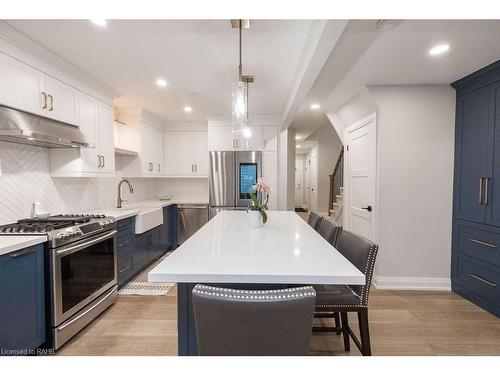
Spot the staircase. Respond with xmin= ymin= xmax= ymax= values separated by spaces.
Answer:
xmin=328 ymin=148 xmax=344 ymax=222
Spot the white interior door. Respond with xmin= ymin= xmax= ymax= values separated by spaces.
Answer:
xmin=305 ymin=159 xmax=310 ymax=209
xmin=295 ymin=159 xmax=304 ymax=206
xmin=344 ymin=113 xmax=377 ymax=240
xmin=310 ymin=153 xmax=318 ymax=211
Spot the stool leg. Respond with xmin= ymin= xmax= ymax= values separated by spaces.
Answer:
xmin=334 ymin=312 xmax=341 ymax=335
xmin=357 ymin=309 xmax=371 ymax=356
xmin=340 ymin=312 xmax=350 ymax=352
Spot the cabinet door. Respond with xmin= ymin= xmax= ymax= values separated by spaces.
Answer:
xmin=0 ymin=52 xmax=46 ymax=116
xmin=78 ymin=93 xmax=100 ymax=172
xmin=45 ymin=75 xmax=79 ymax=125
xmin=486 ymin=83 xmax=500 ymax=226
xmin=238 ymin=127 xmax=262 ymax=151
xmin=98 ymin=102 xmax=116 ymax=173
xmin=164 ymin=132 xmax=179 ymax=176
xmin=263 ymin=126 xmax=278 ymax=151
xmin=194 ymin=131 xmax=209 ymax=175
xmin=154 ymin=127 xmax=164 ymax=175
xmin=178 ymin=131 xmax=196 ymax=175
xmin=0 ymin=245 xmax=45 ymax=352
xmin=160 ymin=206 xmax=172 ymax=251
xmin=141 ymin=122 xmax=157 ymax=175
xmin=262 ymin=151 xmax=278 ymax=210
xmin=454 ymin=88 xmax=491 ymax=223
xmin=134 ymin=233 xmax=149 ymax=272
xmin=209 ymin=127 xmax=235 ymax=150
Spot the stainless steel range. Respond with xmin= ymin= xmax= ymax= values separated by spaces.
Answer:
xmin=0 ymin=214 xmax=118 ymax=349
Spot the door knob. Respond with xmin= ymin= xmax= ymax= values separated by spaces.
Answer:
xmin=361 ymin=205 xmax=372 ymax=212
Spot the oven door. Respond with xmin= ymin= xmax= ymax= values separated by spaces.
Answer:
xmin=51 ymin=230 xmax=117 ymax=326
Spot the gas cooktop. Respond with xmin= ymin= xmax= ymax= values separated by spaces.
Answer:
xmin=0 ymin=214 xmax=116 ymax=248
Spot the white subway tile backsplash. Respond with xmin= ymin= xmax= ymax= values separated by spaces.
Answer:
xmin=0 ymin=141 xmax=208 ymax=225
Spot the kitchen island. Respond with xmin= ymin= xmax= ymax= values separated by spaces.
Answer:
xmin=149 ymin=211 xmax=365 ymax=355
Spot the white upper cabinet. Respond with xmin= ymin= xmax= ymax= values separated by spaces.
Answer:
xmin=0 ymin=52 xmax=46 ymax=116
xmin=97 ymin=102 xmax=115 ymax=174
xmin=208 ymin=127 xmax=236 ymax=151
xmin=194 ymin=131 xmax=209 ymax=175
xmin=163 ymin=132 xmax=179 ymax=176
xmin=45 ymin=75 xmax=79 ymax=126
xmin=262 ymin=126 xmax=278 ymax=151
xmin=208 ymin=125 xmax=277 ymax=151
xmin=164 ymin=131 xmax=208 ymax=177
xmin=50 ymin=93 xmax=115 ymax=176
xmin=0 ymin=52 xmax=80 ymax=126
xmin=141 ymin=121 xmax=163 ymax=175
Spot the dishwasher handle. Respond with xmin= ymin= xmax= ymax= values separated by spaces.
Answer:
xmin=177 ymin=204 xmax=209 ymax=209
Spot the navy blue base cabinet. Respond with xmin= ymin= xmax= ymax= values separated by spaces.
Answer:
xmin=0 ymin=244 xmax=45 ymax=355
xmin=451 ymin=60 xmax=500 ymax=317
xmin=117 ymin=204 xmax=177 ymax=288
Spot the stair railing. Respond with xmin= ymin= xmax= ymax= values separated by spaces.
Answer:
xmin=328 ymin=147 xmax=344 ymax=216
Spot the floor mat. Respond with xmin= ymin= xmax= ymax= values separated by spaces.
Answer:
xmin=118 ymin=253 xmax=175 ymax=296
xmin=295 ymin=207 xmax=308 ymax=212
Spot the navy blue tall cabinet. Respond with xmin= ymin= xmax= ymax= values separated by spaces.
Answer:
xmin=451 ymin=61 xmax=500 ymax=317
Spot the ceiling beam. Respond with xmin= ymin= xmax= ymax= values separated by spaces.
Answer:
xmin=279 ymin=20 xmax=348 ymax=131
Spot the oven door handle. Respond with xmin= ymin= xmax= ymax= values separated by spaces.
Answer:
xmin=55 ymin=230 xmax=117 ymax=257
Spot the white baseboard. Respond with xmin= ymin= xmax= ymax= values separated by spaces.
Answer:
xmin=372 ymin=275 xmax=451 ymax=291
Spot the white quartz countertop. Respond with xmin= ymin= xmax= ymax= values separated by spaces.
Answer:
xmin=85 ymin=198 xmax=208 ymax=221
xmin=0 ymin=235 xmax=47 ymax=256
xmin=148 ymin=211 xmax=365 ymax=285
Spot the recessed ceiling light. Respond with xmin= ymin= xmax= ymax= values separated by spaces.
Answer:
xmin=296 ymin=145 xmax=301 ymax=148
xmin=90 ymin=19 xmax=107 ymax=27
xmin=295 ymin=135 xmax=301 ymax=140
xmin=310 ymin=103 xmax=320 ymax=110
xmin=429 ymin=44 xmax=450 ymax=56
xmin=184 ymin=106 xmax=192 ymax=113
xmin=156 ymin=79 xmax=167 ymax=87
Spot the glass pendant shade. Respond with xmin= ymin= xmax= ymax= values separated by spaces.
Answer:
xmin=232 ymin=80 xmax=248 ymax=134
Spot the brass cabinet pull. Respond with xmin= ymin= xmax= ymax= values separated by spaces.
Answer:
xmin=479 ymin=178 xmax=484 ymax=204
xmin=97 ymin=155 xmax=101 ymax=168
xmin=119 ymin=265 xmax=130 ymax=273
xmin=470 ymin=238 xmax=497 ymax=249
xmin=468 ymin=273 xmax=497 ymax=288
xmin=194 ymin=164 xmax=197 ymax=173
xmin=148 ymin=162 xmax=153 ymax=172
xmin=48 ymin=94 xmax=54 ymax=111
xmin=157 ymin=163 xmax=160 ymax=172
xmin=41 ymin=92 xmax=47 ymax=109
xmin=102 ymin=155 xmax=105 ymax=168
xmin=484 ymin=178 xmax=490 ymax=205
xmin=9 ymin=249 xmax=35 ymax=259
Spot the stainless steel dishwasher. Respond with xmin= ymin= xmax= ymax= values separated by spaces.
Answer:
xmin=177 ymin=204 xmax=209 ymax=245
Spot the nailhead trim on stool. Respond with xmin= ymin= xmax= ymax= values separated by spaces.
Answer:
xmin=193 ymin=285 xmax=316 ymax=300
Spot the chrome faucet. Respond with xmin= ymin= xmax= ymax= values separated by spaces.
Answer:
xmin=117 ymin=179 xmax=134 ymax=208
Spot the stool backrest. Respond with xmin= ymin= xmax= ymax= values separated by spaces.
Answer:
xmin=307 ymin=211 xmax=322 ymax=230
xmin=192 ymin=285 xmax=316 ymax=355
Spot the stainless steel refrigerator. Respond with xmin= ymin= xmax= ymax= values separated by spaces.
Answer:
xmin=209 ymin=151 xmax=262 ymax=219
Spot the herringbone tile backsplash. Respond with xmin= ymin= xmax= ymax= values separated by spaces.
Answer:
xmin=0 ymin=141 xmax=161 ymax=225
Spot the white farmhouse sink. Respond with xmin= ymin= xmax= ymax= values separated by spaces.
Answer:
xmin=133 ymin=207 xmax=164 ymax=234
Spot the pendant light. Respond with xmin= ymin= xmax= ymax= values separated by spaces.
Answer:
xmin=231 ymin=19 xmax=254 ymax=135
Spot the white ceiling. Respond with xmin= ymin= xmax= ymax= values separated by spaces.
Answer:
xmin=291 ymin=19 xmax=500 ymax=140
xmin=5 ymin=20 xmax=312 ymax=122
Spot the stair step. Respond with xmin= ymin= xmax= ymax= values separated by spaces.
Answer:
xmin=336 ymin=194 xmax=342 ymax=200
xmin=339 ymin=186 xmax=344 ymax=191
xmin=332 ymin=203 xmax=339 ymax=207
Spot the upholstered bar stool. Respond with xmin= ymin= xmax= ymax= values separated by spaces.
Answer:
xmin=317 ymin=217 xmax=343 ymax=247
xmin=313 ymin=230 xmax=379 ymax=356
xmin=192 ymin=285 xmax=316 ymax=355
xmin=307 ymin=211 xmax=323 ymax=231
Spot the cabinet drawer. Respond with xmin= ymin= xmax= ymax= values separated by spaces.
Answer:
xmin=117 ymin=255 xmax=134 ymax=286
xmin=117 ymin=232 xmax=134 ymax=254
xmin=455 ymin=222 xmax=500 ymax=265
xmin=455 ymin=254 xmax=500 ymax=303
xmin=117 ymin=217 xmax=134 ymax=231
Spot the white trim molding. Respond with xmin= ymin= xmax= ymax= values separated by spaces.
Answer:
xmin=372 ymin=275 xmax=451 ymax=291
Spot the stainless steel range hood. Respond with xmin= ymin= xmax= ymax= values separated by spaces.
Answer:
xmin=0 ymin=105 xmax=92 ymax=148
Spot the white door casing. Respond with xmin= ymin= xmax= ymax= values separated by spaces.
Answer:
xmin=344 ymin=112 xmax=377 ymax=241
xmin=295 ymin=159 xmax=304 ymax=206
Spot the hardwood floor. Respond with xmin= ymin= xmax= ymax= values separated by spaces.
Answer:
xmin=57 ymin=286 xmax=500 ymax=356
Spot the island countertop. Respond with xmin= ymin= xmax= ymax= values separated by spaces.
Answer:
xmin=149 ymin=210 xmax=365 ymax=285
